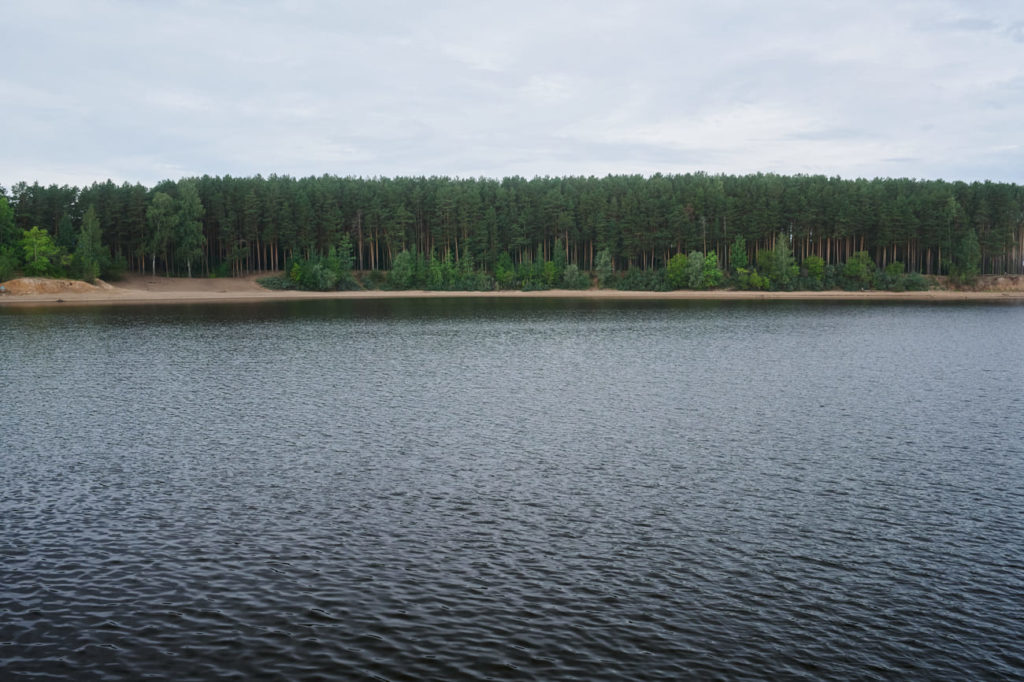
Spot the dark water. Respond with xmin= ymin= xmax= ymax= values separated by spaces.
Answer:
xmin=2 ymin=298 xmax=1023 ymax=680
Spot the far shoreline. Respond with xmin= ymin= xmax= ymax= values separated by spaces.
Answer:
xmin=3 ymin=274 xmax=1024 ymax=308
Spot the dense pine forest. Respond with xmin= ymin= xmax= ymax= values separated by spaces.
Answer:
xmin=1 ymin=173 xmax=1022 ymax=290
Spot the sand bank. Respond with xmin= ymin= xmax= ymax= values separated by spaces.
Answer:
xmin=2 ymin=273 xmax=1024 ymax=307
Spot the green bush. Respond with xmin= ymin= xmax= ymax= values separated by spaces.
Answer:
xmin=801 ymin=255 xmax=825 ymax=290
xmin=702 ymin=252 xmax=723 ymax=289
xmin=561 ymin=263 xmax=591 ymax=289
xmin=732 ymin=267 xmax=769 ymax=290
xmin=257 ymin=275 xmax=298 ymax=290
xmin=903 ymin=272 xmax=931 ymax=291
xmin=495 ymin=252 xmax=517 ymax=289
xmin=616 ymin=267 xmax=668 ymax=291
xmin=842 ymin=251 xmax=876 ymax=289
xmin=665 ymin=253 xmax=688 ymax=289
xmin=362 ymin=270 xmax=387 ymax=290
xmin=388 ymin=250 xmax=417 ymax=289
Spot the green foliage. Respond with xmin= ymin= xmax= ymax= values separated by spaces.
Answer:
xmin=426 ymin=251 xmax=448 ymax=289
xmin=684 ymin=250 xmax=705 ymax=288
xmin=176 ymin=180 xmax=206 ymax=277
xmin=875 ymin=261 xmax=906 ymax=290
xmin=729 ymin=235 xmax=748 ymax=272
xmin=0 ymin=196 xmax=17 ymax=248
xmin=73 ymin=206 xmax=108 ymax=282
xmin=757 ymin=235 xmax=798 ymax=290
xmin=842 ymin=251 xmax=876 ymax=289
xmin=665 ymin=252 xmax=688 ymax=289
xmin=551 ymin=237 xmax=567 ymax=283
xmin=543 ymin=259 xmax=558 ymax=287
xmin=797 ymin=254 xmax=826 ymax=290
xmin=102 ymin=254 xmax=128 ymax=281
xmin=950 ymin=228 xmax=981 ymax=285
xmin=209 ymin=261 xmax=232 ymax=278
xmin=285 ymin=246 xmax=358 ymax=292
xmin=414 ymin=249 xmax=492 ymax=291
xmin=146 ymin=192 xmax=177 ymax=275
xmin=0 ymin=245 xmax=19 ymax=281
xmin=616 ymin=267 xmax=668 ymax=291
xmin=561 ymin=263 xmax=591 ymax=289
xmin=702 ymin=252 xmax=723 ymax=288
xmin=6 ymin=172 xmax=1024 ymax=285
xmin=335 ymin=234 xmax=355 ymax=272
xmin=20 ymin=227 xmax=63 ymax=277
xmin=903 ymin=272 xmax=931 ymax=291
xmin=388 ymin=249 xmax=417 ymax=289
xmin=362 ymin=269 xmax=388 ymax=289
xmin=803 ymin=255 xmax=825 ymax=286
xmin=257 ymin=274 xmax=298 ymax=290
xmin=56 ymin=214 xmax=76 ymax=252
xmin=594 ymin=248 xmax=615 ymax=288
xmin=732 ymin=267 xmax=769 ymax=290
xmin=495 ymin=252 xmax=517 ymax=289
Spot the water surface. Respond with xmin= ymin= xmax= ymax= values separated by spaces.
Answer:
xmin=3 ymin=299 xmax=1023 ymax=680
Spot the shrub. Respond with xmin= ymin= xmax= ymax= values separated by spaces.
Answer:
xmin=561 ymin=263 xmax=591 ymax=289
xmin=257 ymin=275 xmax=298 ymax=290
xmin=802 ymin=255 xmax=825 ymax=289
xmin=363 ymin=270 xmax=387 ymax=290
xmin=388 ymin=250 xmax=417 ymax=289
xmin=842 ymin=251 xmax=876 ymax=289
xmin=665 ymin=253 xmax=688 ymax=289
xmin=903 ymin=272 xmax=931 ymax=291
xmin=594 ymin=248 xmax=615 ymax=288
xmin=616 ymin=267 xmax=668 ymax=291
xmin=702 ymin=252 xmax=723 ymax=289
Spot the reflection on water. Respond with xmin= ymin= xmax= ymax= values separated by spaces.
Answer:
xmin=2 ymin=299 xmax=1023 ymax=680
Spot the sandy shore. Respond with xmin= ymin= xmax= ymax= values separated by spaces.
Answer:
xmin=2 ymin=273 xmax=1024 ymax=307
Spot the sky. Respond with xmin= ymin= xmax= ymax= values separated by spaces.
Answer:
xmin=3 ymin=0 xmax=1023 ymax=189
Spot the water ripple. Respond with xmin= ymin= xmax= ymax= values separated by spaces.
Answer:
xmin=2 ymin=300 xmax=1023 ymax=679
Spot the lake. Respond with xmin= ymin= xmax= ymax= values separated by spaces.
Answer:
xmin=2 ymin=298 xmax=1023 ymax=680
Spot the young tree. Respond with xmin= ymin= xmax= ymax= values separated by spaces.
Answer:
xmin=551 ymin=237 xmax=567 ymax=283
xmin=951 ymin=228 xmax=981 ymax=285
xmin=495 ymin=251 xmax=516 ymax=289
xmin=802 ymin=254 xmax=825 ymax=289
xmin=702 ymin=252 xmax=723 ymax=288
xmin=759 ymin=234 xmax=798 ymax=290
xmin=74 ymin=205 xmax=107 ymax=282
xmin=729 ymin=234 xmax=748 ymax=272
xmin=176 ymin=181 xmax=205 ymax=277
xmin=389 ymin=249 xmax=416 ymax=288
xmin=665 ymin=252 xmax=688 ymax=288
xmin=842 ymin=251 xmax=876 ymax=289
xmin=146 ymin=192 xmax=177 ymax=276
xmin=594 ymin=248 xmax=614 ymax=288
xmin=685 ymin=250 xmax=705 ymax=288
xmin=20 ymin=227 xmax=62 ymax=276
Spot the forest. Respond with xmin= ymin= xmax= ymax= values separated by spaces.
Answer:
xmin=1 ymin=172 xmax=1021 ymax=291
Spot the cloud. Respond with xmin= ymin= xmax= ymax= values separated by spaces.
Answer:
xmin=2 ymin=0 xmax=1023 ymax=186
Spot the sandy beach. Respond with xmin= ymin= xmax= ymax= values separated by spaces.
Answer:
xmin=2 ymin=273 xmax=1024 ymax=307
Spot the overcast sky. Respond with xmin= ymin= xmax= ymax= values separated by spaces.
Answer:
xmin=3 ymin=0 xmax=1023 ymax=189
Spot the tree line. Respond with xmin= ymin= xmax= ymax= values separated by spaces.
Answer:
xmin=2 ymin=172 xmax=1022 ymax=286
